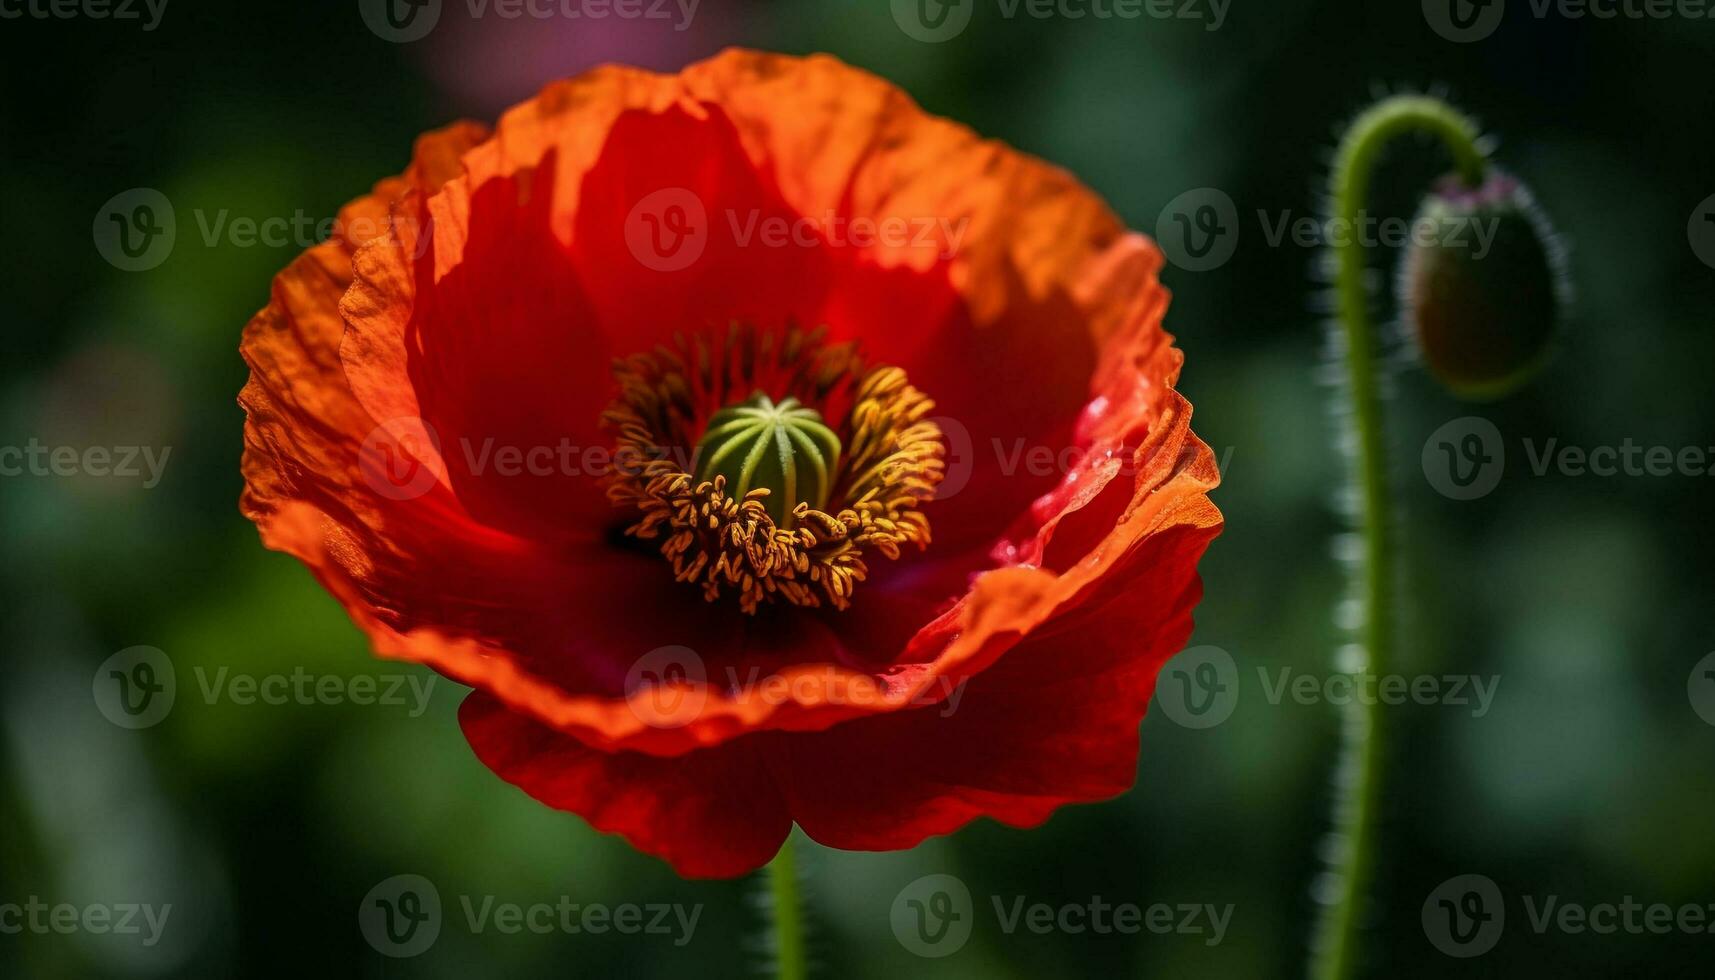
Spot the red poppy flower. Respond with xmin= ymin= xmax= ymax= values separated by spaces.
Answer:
xmin=239 ymin=49 xmax=1222 ymax=878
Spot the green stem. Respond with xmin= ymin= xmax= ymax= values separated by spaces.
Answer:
xmin=768 ymin=833 xmax=808 ymax=980
xmin=1311 ymin=96 xmax=1486 ymax=980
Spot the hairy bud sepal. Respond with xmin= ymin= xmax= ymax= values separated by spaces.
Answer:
xmin=1401 ymin=170 xmax=1567 ymax=400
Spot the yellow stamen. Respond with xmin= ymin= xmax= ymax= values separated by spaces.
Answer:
xmin=602 ymin=325 xmax=945 ymax=613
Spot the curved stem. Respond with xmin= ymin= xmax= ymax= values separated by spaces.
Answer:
xmin=768 ymin=833 xmax=808 ymax=980
xmin=1311 ymin=96 xmax=1486 ymax=980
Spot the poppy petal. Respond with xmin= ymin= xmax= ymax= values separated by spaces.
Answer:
xmin=458 ymin=496 xmax=1216 ymax=876
xmin=459 ymin=690 xmax=792 ymax=880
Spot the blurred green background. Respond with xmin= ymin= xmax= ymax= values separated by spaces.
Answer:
xmin=4 ymin=1 xmax=1714 ymax=977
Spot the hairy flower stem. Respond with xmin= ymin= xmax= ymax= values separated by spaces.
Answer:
xmin=1312 ymin=96 xmax=1486 ymax=980
xmin=768 ymin=833 xmax=808 ymax=980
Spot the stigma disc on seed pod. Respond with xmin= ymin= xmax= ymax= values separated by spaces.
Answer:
xmin=1400 ymin=169 xmax=1568 ymax=400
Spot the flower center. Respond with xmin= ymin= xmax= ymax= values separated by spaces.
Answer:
xmin=693 ymin=393 xmax=841 ymax=528
xmin=602 ymin=325 xmax=945 ymax=613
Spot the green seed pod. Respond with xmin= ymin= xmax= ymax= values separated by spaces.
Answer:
xmin=694 ymin=392 xmax=842 ymax=527
xmin=1400 ymin=170 xmax=1567 ymax=400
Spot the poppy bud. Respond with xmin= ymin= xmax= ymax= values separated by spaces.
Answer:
xmin=1400 ymin=170 xmax=1566 ymax=399
xmin=694 ymin=392 xmax=842 ymax=528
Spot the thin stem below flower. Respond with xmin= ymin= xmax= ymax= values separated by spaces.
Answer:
xmin=1311 ymin=95 xmax=1486 ymax=980
xmin=768 ymin=832 xmax=808 ymax=980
